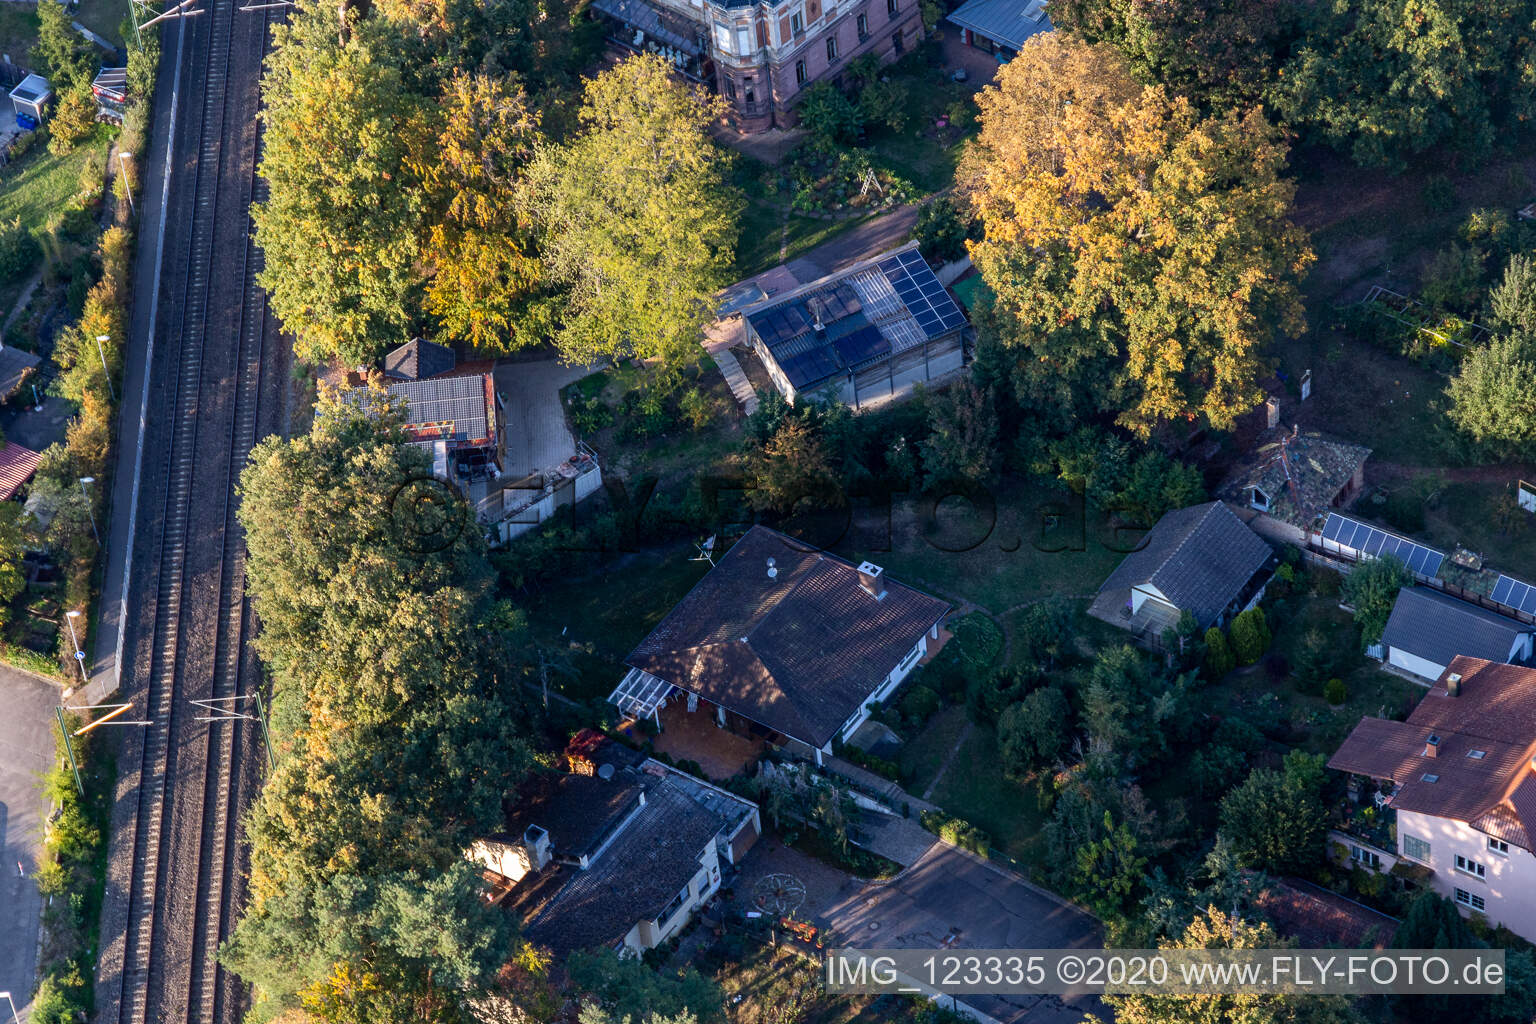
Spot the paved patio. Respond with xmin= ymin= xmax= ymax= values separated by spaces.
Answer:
xmin=653 ymin=702 xmax=765 ymax=780
xmin=492 ymin=358 xmax=600 ymax=479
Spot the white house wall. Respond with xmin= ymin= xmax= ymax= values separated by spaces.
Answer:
xmin=1396 ymin=808 xmax=1536 ymax=942
xmin=631 ymin=843 xmax=723 ymax=953
xmin=1388 ymin=647 xmax=1446 ymax=682
xmin=837 ymin=632 xmax=929 ymax=743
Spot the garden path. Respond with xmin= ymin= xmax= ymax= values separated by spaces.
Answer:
xmin=919 ymin=719 xmax=973 ymax=802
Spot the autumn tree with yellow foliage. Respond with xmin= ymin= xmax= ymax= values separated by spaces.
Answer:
xmin=960 ymin=34 xmax=1313 ymax=438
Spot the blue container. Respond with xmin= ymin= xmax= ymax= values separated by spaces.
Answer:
xmin=16 ymin=113 xmax=37 ymax=132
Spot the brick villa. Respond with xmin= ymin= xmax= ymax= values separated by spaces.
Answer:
xmin=589 ymin=0 xmax=924 ymax=132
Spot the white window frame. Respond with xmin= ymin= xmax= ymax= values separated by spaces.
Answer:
xmin=713 ymin=22 xmax=734 ymax=53
xmin=1455 ymin=888 xmax=1486 ymax=912
xmin=1454 ymin=853 xmax=1486 ymax=879
xmin=1402 ymin=834 xmax=1431 ymax=863
xmin=736 ymin=24 xmax=752 ymax=54
xmin=791 ymin=9 xmax=804 ymax=33
xmin=1489 ymin=837 xmax=1510 ymax=856
xmin=1350 ymin=845 xmax=1381 ymax=869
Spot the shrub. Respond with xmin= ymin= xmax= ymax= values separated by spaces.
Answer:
xmin=1324 ymin=677 xmax=1348 ymax=705
xmin=899 ymin=684 xmax=941 ymax=727
xmin=678 ymin=386 xmax=713 ymax=431
xmin=1229 ymin=608 xmax=1271 ymax=665
xmin=857 ymin=77 xmax=913 ymax=133
xmin=796 ymin=82 xmax=862 ymax=147
xmin=913 ymin=195 xmax=969 ymax=265
xmin=1204 ymin=627 xmax=1236 ymax=679
xmin=920 ymin=810 xmax=990 ymax=857
xmin=1422 ymin=175 xmax=1456 ymax=213
xmin=1420 ymin=243 xmax=1485 ymax=312
xmin=949 ymin=611 xmax=1003 ymax=670
xmin=0 ymin=218 xmax=39 ymax=282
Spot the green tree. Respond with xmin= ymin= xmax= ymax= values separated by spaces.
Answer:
xmin=1203 ymin=627 xmax=1235 ymax=679
xmin=744 ymin=417 xmax=842 ymax=515
xmin=47 ymin=89 xmax=97 ymax=155
xmin=565 ymin=949 xmax=723 ymax=1024
xmin=1081 ymin=645 xmax=1187 ymax=767
xmin=409 ymin=72 xmax=548 ymax=351
xmin=1073 ymin=810 xmax=1149 ymax=920
xmin=1491 ymin=254 xmax=1536 ymax=335
xmin=32 ymin=0 xmax=91 ymax=92
xmin=1111 ymin=453 xmax=1205 ymax=526
xmin=1340 ymin=554 xmax=1412 ymax=645
xmin=523 ymin=54 xmax=741 ymax=370
xmin=254 ymin=2 xmax=426 ymax=365
xmin=224 ymin=384 xmax=531 ymax=1018
xmin=912 ymin=195 xmax=969 ymax=264
xmin=1217 ymin=751 xmax=1327 ymax=875
xmin=1446 ymin=333 xmax=1536 ymax=457
xmin=960 ymin=34 xmax=1313 ymax=436
xmin=1227 ymin=607 xmax=1270 ymax=665
xmin=998 ymin=686 xmax=1071 ymax=776
xmin=1096 ymin=907 xmax=1365 ymax=1024
xmin=919 ymin=380 xmax=998 ymax=490
xmin=1274 ymin=0 xmax=1536 ymax=169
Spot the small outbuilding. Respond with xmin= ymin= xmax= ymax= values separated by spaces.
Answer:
xmin=1378 ymin=586 xmax=1534 ymax=682
xmin=91 ymin=67 xmax=127 ymax=122
xmin=1089 ymin=501 xmax=1274 ymax=640
xmin=946 ymin=0 xmax=1051 ymax=59
xmin=8 ymin=73 xmax=51 ymax=127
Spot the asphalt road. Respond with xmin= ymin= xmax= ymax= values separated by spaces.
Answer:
xmin=0 ymin=666 xmax=64 ymax=1020
xmin=818 ymin=844 xmax=1107 ymax=1024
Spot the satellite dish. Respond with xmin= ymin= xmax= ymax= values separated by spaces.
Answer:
xmin=597 ymin=763 xmax=615 ymax=780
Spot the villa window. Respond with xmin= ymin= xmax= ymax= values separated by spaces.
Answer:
xmin=1349 ymin=845 xmax=1380 ymax=870
xmin=827 ymin=36 xmax=838 ymax=61
xmin=1454 ymin=853 xmax=1486 ymax=879
xmin=1402 ymin=834 xmax=1431 ymax=863
xmin=792 ymin=10 xmax=804 ymax=33
xmin=796 ymin=59 xmax=808 ymax=86
xmin=1455 ymin=888 xmax=1486 ymax=912
xmin=1489 ymin=837 xmax=1510 ymax=855
xmin=887 ymin=0 xmax=898 ymax=14
xmin=857 ymin=11 xmax=868 ymax=37
xmin=891 ymin=28 xmax=903 ymax=53
xmin=724 ymin=79 xmax=737 ymax=99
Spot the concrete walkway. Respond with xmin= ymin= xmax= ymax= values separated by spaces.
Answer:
xmin=0 ymin=664 xmax=64 ymax=1020
xmin=854 ymin=810 xmax=938 ymax=867
xmin=708 ymin=343 xmax=757 ymax=416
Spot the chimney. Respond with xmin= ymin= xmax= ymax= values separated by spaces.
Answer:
xmin=523 ymin=824 xmax=551 ymax=872
xmin=1424 ymin=734 xmax=1441 ymax=758
xmin=857 ymin=561 xmax=886 ymax=600
xmin=1265 ymin=396 xmax=1280 ymax=429
xmin=1447 ymin=672 xmax=1462 ymax=697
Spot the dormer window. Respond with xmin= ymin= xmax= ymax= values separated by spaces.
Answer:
xmin=1250 ymin=487 xmax=1270 ymax=512
xmin=1468 ymin=749 xmax=1487 ymax=759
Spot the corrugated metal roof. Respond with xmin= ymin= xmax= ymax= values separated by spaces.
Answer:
xmin=0 ymin=442 xmax=42 ymax=501
xmin=945 ymin=0 xmax=1052 ymax=50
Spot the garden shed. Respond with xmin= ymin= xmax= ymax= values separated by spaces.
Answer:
xmin=8 ymin=73 xmax=51 ymax=126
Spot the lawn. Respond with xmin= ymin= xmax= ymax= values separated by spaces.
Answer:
xmin=0 ymin=3 xmax=38 ymax=65
xmin=735 ymin=191 xmax=879 ymax=279
xmin=71 ymin=0 xmax=125 ymax=47
xmin=0 ymin=126 xmax=109 ymax=230
xmin=897 ymin=703 xmax=967 ymax=793
xmin=874 ymin=478 xmax=1128 ymax=613
xmin=520 ymin=542 xmax=711 ymax=702
xmin=924 ymin=724 xmax=1051 ymax=867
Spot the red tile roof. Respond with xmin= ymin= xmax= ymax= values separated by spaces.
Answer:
xmin=1255 ymin=878 xmax=1398 ymax=948
xmin=0 ymin=442 xmax=43 ymax=500
xmin=1329 ymin=657 xmax=1536 ymax=851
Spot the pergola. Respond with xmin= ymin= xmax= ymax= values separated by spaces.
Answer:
xmin=607 ymin=667 xmax=673 ymax=727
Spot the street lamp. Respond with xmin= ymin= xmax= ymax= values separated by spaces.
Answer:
xmin=118 ymin=152 xmax=135 ymax=216
xmin=78 ymin=477 xmax=101 ymax=545
xmin=65 ymin=610 xmax=89 ymax=687
xmin=0 ymin=990 xmax=20 ymax=1024
xmin=94 ymin=335 xmax=116 ymax=402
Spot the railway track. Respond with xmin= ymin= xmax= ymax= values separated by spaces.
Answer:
xmin=104 ymin=0 xmax=283 ymax=1018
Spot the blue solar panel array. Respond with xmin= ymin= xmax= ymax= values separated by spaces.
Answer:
xmin=1491 ymin=575 xmax=1536 ymax=615
xmin=1321 ymin=513 xmax=1445 ymax=576
xmin=876 ymin=249 xmax=969 ymax=340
